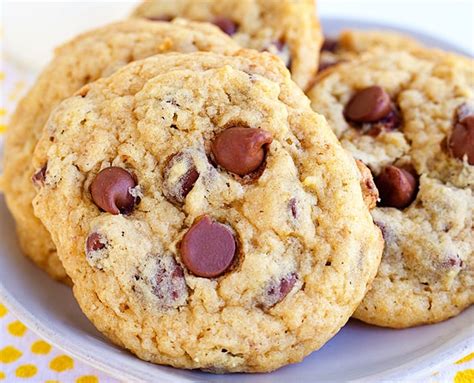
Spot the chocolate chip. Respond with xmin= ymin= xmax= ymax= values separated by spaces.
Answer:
xmin=375 ymin=165 xmax=418 ymax=209
xmin=153 ymin=256 xmax=187 ymax=305
xmin=344 ymin=86 xmax=392 ymax=123
xmin=211 ymin=127 xmax=273 ymax=176
xmin=261 ymin=273 xmax=298 ymax=308
xmin=343 ymin=86 xmax=401 ymax=136
xmin=364 ymin=107 xmax=401 ymax=136
xmin=448 ymin=103 xmax=474 ymax=165
xmin=85 ymin=232 xmax=108 ymax=269
xmin=163 ymin=152 xmax=199 ymax=204
xmin=321 ymin=38 xmax=338 ymax=52
xmin=289 ymin=198 xmax=298 ymax=218
xmin=212 ymin=17 xmax=237 ymax=35
xmin=180 ymin=215 xmax=236 ymax=278
xmin=32 ymin=165 xmax=47 ymax=186
xmin=90 ymin=167 xmax=139 ymax=215
xmin=86 ymin=232 xmax=106 ymax=253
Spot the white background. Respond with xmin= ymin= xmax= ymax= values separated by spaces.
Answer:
xmin=2 ymin=0 xmax=473 ymax=72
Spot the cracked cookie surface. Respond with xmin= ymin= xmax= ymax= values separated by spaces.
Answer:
xmin=132 ymin=0 xmax=323 ymax=90
xmin=2 ymin=19 xmax=239 ymax=282
xmin=32 ymin=50 xmax=382 ymax=372
xmin=308 ymin=50 xmax=474 ymax=328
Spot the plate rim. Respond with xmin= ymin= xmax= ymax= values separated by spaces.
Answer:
xmin=1 ymin=284 xmax=472 ymax=383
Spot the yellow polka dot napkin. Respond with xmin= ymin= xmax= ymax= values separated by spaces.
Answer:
xmin=0 ymin=303 xmax=118 ymax=382
xmin=0 ymin=40 xmax=473 ymax=383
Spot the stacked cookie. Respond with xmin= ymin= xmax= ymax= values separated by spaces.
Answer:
xmin=309 ymin=31 xmax=473 ymax=328
xmin=1 ymin=0 xmax=471 ymax=374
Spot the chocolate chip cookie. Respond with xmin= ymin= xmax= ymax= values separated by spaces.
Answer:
xmin=2 ymin=19 xmax=239 ymax=282
xmin=317 ymin=29 xmax=469 ymax=77
xmin=131 ymin=0 xmax=323 ymax=90
xmin=318 ymin=29 xmax=423 ymax=73
xmin=308 ymin=50 xmax=474 ymax=328
xmin=32 ymin=50 xmax=382 ymax=372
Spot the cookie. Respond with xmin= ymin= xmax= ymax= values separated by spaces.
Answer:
xmin=317 ymin=29 xmax=469 ymax=76
xmin=131 ymin=0 xmax=323 ymax=90
xmin=318 ymin=30 xmax=422 ymax=72
xmin=308 ymin=50 xmax=474 ymax=328
xmin=32 ymin=50 xmax=382 ymax=372
xmin=2 ymin=19 xmax=240 ymax=282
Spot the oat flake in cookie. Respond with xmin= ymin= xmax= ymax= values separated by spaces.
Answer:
xmin=2 ymin=19 xmax=240 ymax=283
xmin=308 ymin=50 xmax=474 ymax=328
xmin=32 ymin=50 xmax=382 ymax=372
xmin=131 ymin=0 xmax=323 ymax=90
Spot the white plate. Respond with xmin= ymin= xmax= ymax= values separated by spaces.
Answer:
xmin=1 ymin=17 xmax=473 ymax=383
